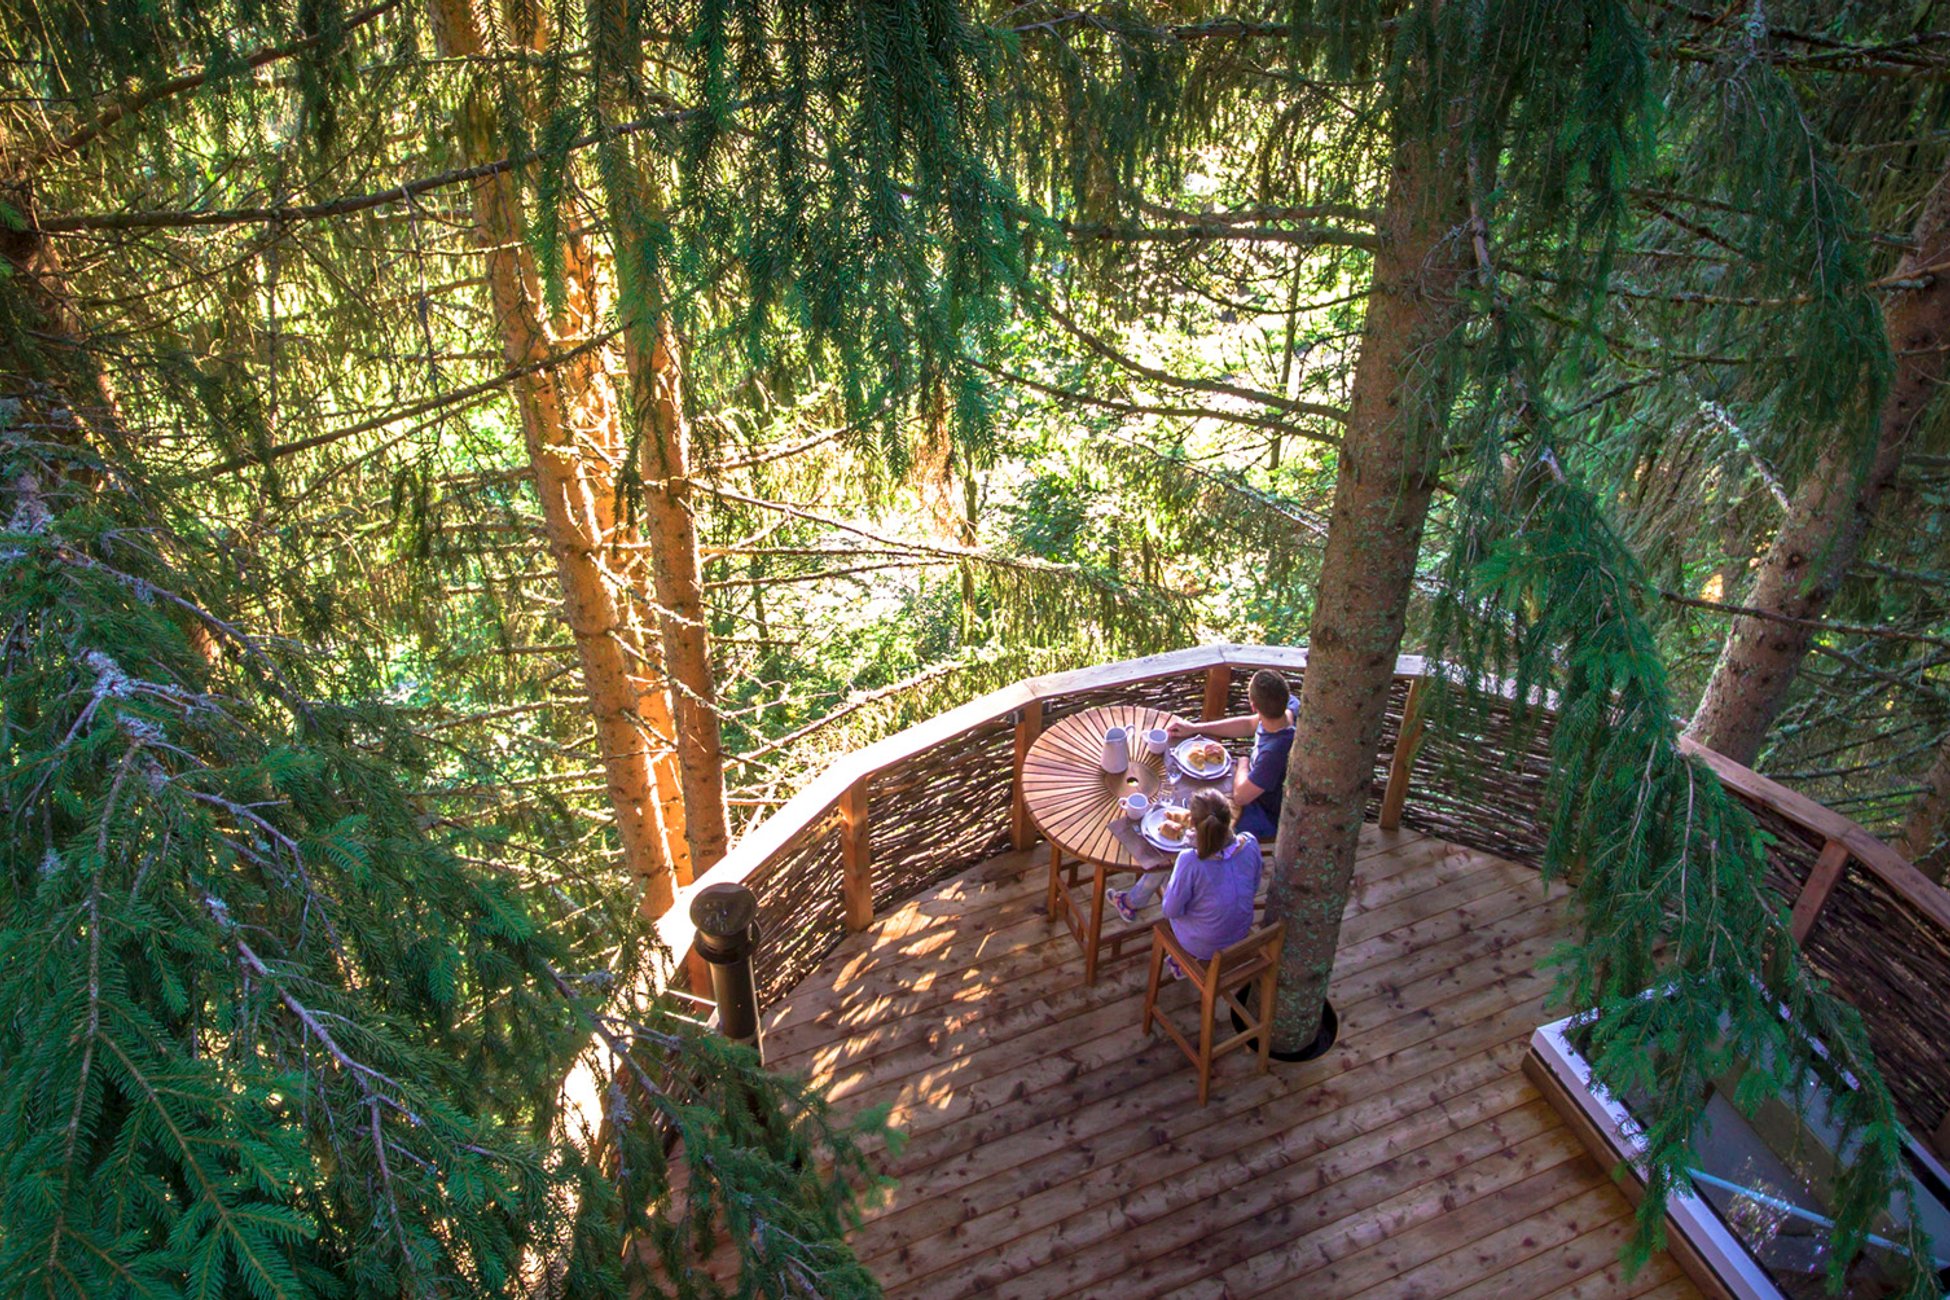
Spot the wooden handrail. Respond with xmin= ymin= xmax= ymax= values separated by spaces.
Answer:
xmin=651 ymin=644 xmax=1948 ymax=980
xmin=655 ymin=644 xmax=1257 ymax=964
xmin=1680 ymin=737 xmax=1950 ymax=936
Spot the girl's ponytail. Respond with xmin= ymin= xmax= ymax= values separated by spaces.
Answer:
xmin=1191 ymin=788 xmax=1233 ymax=859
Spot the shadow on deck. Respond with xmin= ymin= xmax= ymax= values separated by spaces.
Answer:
xmin=751 ymin=824 xmax=1702 ymax=1299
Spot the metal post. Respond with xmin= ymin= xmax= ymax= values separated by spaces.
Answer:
xmin=689 ymin=882 xmax=763 ymax=1059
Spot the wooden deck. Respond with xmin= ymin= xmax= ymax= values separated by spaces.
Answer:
xmin=753 ymin=825 xmax=1702 ymax=1299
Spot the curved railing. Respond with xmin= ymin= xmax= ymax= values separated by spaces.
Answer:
xmin=656 ymin=644 xmax=1950 ymax=1136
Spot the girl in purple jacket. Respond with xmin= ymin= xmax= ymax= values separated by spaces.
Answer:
xmin=1110 ymin=790 xmax=1261 ymax=973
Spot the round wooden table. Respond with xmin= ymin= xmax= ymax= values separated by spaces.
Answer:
xmin=1020 ymin=703 xmax=1233 ymax=982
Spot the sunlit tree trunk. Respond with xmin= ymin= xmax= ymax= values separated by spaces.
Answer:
xmin=1265 ymin=126 xmax=1468 ymax=1054
xmin=1686 ymin=166 xmax=1950 ymax=767
xmin=1896 ymin=736 xmax=1950 ymax=885
xmin=623 ymin=313 xmax=730 ymax=871
xmin=547 ymin=212 xmax=696 ymax=885
xmin=590 ymin=3 xmax=731 ymax=873
xmin=427 ymin=0 xmax=679 ymax=914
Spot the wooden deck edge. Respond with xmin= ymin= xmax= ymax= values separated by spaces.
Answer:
xmin=1521 ymin=1049 xmax=1736 ymax=1300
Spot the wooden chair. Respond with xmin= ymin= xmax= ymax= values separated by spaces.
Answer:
xmin=1140 ymin=919 xmax=1286 ymax=1105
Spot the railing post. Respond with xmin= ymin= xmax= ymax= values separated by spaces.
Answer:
xmin=1790 ymin=838 xmax=1850 ymax=943
xmin=689 ymin=882 xmax=763 ymax=1058
xmin=841 ymin=779 xmax=873 ymax=931
xmin=1010 ymin=701 xmax=1044 ymax=851
xmin=1202 ymin=664 xmax=1231 ymax=721
xmin=1378 ymin=676 xmax=1428 ymax=832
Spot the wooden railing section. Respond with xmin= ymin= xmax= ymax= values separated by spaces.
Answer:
xmin=653 ymin=644 xmax=1950 ymax=1134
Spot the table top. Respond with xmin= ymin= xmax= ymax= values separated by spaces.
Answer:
xmin=1020 ymin=703 xmax=1234 ymax=869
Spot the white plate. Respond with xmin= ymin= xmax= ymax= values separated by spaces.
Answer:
xmin=1172 ymin=738 xmax=1231 ymax=780
xmin=1140 ymin=804 xmax=1194 ymax=853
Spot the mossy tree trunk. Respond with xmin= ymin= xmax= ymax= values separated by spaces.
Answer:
xmin=1265 ymin=126 xmax=1468 ymax=1054
xmin=1685 ymin=165 xmax=1950 ymax=768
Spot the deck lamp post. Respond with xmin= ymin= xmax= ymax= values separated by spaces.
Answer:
xmin=689 ymin=882 xmax=763 ymax=1060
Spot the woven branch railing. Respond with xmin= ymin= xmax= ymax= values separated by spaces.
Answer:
xmin=655 ymin=645 xmax=1950 ymax=1137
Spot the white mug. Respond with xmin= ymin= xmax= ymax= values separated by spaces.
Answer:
xmin=1144 ymin=727 xmax=1169 ymax=755
xmin=1122 ymin=792 xmax=1149 ymax=821
xmin=1101 ymin=726 xmax=1130 ymax=773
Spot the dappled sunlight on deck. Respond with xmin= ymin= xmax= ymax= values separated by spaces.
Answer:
xmin=746 ymin=824 xmax=1704 ymax=1298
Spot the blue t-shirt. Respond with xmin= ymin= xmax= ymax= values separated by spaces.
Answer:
xmin=1244 ymin=694 xmax=1301 ymax=830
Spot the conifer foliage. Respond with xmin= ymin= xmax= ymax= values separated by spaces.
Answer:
xmin=1423 ymin=12 xmax=1941 ymax=1279
xmin=0 ymin=430 xmax=888 ymax=1295
xmin=7 ymin=0 xmax=1950 ymax=1293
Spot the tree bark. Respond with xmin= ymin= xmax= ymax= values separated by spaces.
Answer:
xmin=427 ymin=0 xmax=679 ymax=914
xmin=1685 ymin=165 xmax=1950 ymax=767
xmin=1265 ymin=126 xmax=1468 ymax=1054
xmin=0 ymin=181 xmax=132 ymax=463
xmin=1896 ymin=736 xmax=1950 ymax=886
xmin=546 ymin=209 xmax=697 ymax=886
xmin=624 ymin=314 xmax=730 ymax=871
xmin=589 ymin=4 xmax=731 ymax=874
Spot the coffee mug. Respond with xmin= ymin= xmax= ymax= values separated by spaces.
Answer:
xmin=1122 ymin=792 xmax=1149 ymax=820
xmin=1144 ymin=727 xmax=1169 ymax=755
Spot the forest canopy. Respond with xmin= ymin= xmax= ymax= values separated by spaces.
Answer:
xmin=4 ymin=0 xmax=1950 ymax=1295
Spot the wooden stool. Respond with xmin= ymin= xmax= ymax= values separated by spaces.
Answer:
xmin=1047 ymin=846 xmax=1165 ymax=984
xmin=1141 ymin=920 xmax=1286 ymax=1105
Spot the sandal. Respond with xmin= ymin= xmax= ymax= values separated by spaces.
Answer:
xmin=1164 ymin=953 xmax=1187 ymax=982
xmin=1107 ymin=887 xmax=1139 ymax=925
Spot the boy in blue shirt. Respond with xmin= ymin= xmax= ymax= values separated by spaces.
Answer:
xmin=1109 ymin=669 xmax=1299 ymax=926
xmin=1166 ymin=668 xmax=1299 ymax=842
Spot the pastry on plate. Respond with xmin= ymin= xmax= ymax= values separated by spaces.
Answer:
xmin=1189 ymin=739 xmax=1226 ymax=769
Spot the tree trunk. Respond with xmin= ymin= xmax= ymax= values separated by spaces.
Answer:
xmin=427 ymin=0 xmax=679 ymax=915
xmin=1270 ymin=248 xmax=1305 ymax=472
xmin=624 ymin=313 xmax=731 ymax=871
xmin=548 ymin=216 xmax=697 ymax=886
xmin=1685 ymin=165 xmax=1950 ymax=767
xmin=589 ymin=5 xmax=732 ymax=874
xmin=0 ymin=180 xmax=131 ymax=463
xmin=1896 ymin=736 xmax=1950 ymax=885
xmin=1265 ymin=126 xmax=1467 ymax=1054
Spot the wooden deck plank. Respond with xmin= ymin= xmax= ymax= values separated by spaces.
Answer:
xmin=852 ymin=902 xmax=1571 ymax=1224
xmin=869 ymin=954 xmax=1560 ymax=1168
xmin=871 ymin=978 xmax=1556 ymax=1201
xmin=674 ymin=827 xmax=1700 ymax=1300
xmin=962 ymin=1098 xmax=1568 ymax=1299
xmin=768 ymin=837 xmax=1517 ymax=1084
xmin=802 ymin=878 xmax=1560 ymax=1113
xmin=875 ymin=1063 xmax=1544 ymax=1286
xmin=1436 ymin=1218 xmax=1689 ymax=1300
xmin=855 ymin=1039 xmax=1533 ymax=1267
xmin=1324 ymin=1182 xmax=1630 ymax=1299
xmin=1157 ymin=1133 xmax=1601 ymax=1300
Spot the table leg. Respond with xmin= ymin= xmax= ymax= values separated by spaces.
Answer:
xmin=1047 ymin=841 xmax=1062 ymax=921
xmin=1085 ymin=861 xmax=1109 ymax=985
